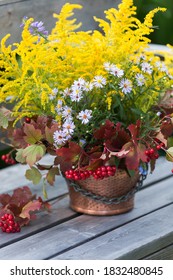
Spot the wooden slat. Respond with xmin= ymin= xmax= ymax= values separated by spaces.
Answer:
xmin=0 ymin=196 xmax=76 ymax=248
xmin=143 ymin=157 xmax=172 ymax=186
xmin=0 ymin=176 xmax=173 ymax=259
xmin=52 ymin=204 xmax=173 ymax=260
xmin=0 ymin=0 xmax=29 ymax=5
xmin=0 ymin=154 xmax=68 ymax=197
xmin=144 ymin=244 xmax=173 ymax=260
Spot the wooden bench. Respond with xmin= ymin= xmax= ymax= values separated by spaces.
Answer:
xmin=0 ymin=156 xmax=173 ymax=260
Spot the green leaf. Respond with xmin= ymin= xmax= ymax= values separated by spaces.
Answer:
xmin=25 ymin=167 xmax=42 ymax=185
xmin=42 ymin=180 xmax=48 ymax=199
xmin=167 ymin=137 xmax=173 ymax=148
xmin=127 ymin=169 xmax=135 ymax=177
xmin=23 ymin=123 xmax=42 ymax=144
xmin=16 ymin=53 xmax=22 ymax=68
xmin=46 ymin=167 xmax=60 ymax=186
xmin=15 ymin=148 xmax=27 ymax=164
xmin=0 ymin=107 xmax=13 ymax=129
xmin=23 ymin=144 xmax=46 ymax=166
xmin=166 ymin=147 xmax=173 ymax=162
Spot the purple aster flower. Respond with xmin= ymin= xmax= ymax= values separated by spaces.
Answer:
xmin=29 ymin=21 xmax=48 ymax=37
xmin=20 ymin=16 xmax=28 ymax=28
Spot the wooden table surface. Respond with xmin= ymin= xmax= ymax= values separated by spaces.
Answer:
xmin=0 ymin=156 xmax=173 ymax=260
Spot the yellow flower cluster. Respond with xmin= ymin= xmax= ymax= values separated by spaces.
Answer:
xmin=0 ymin=0 xmax=170 ymax=121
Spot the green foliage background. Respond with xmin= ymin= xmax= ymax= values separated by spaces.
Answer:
xmin=134 ymin=0 xmax=173 ymax=45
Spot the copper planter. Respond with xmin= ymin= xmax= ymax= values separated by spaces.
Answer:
xmin=66 ymin=169 xmax=139 ymax=216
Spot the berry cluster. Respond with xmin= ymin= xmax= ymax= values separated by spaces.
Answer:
xmin=144 ymin=143 xmax=164 ymax=162
xmin=92 ymin=165 xmax=116 ymax=180
xmin=145 ymin=148 xmax=159 ymax=162
xmin=0 ymin=213 xmax=21 ymax=233
xmin=65 ymin=165 xmax=116 ymax=181
xmin=1 ymin=153 xmax=16 ymax=165
xmin=65 ymin=169 xmax=91 ymax=181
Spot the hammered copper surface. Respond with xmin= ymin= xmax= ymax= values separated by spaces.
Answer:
xmin=67 ymin=169 xmax=139 ymax=216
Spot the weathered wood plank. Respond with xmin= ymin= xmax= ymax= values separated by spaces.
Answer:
xmin=51 ymin=204 xmax=173 ymax=260
xmin=143 ymin=156 xmax=172 ymax=186
xmin=0 ymin=196 xmax=77 ymax=249
xmin=0 ymin=154 xmax=69 ymax=197
xmin=0 ymin=176 xmax=173 ymax=259
xmin=0 ymin=0 xmax=29 ymax=5
xmin=144 ymin=244 xmax=173 ymax=260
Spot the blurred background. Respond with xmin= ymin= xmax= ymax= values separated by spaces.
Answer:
xmin=134 ymin=0 xmax=173 ymax=45
xmin=0 ymin=0 xmax=173 ymax=167
xmin=0 ymin=0 xmax=173 ymax=44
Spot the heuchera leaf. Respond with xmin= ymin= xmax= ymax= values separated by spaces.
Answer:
xmin=10 ymin=186 xmax=35 ymax=207
xmin=127 ymin=120 xmax=141 ymax=145
xmin=23 ymin=123 xmax=43 ymax=144
xmin=56 ymin=142 xmax=83 ymax=164
xmin=46 ymin=167 xmax=60 ymax=186
xmin=22 ymin=144 xmax=46 ymax=166
xmin=25 ymin=167 xmax=42 ymax=185
xmin=19 ymin=200 xmax=42 ymax=220
xmin=110 ymin=141 xmax=147 ymax=170
xmin=94 ymin=120 xmax=115 ymax=140
xmin=0 ymin=186 xmax=50 ymax=229
xmin=124 ymin=142 xmax=147 ymax=170
xmin=0 ymin=194 xmax=11 ymax=206
xmin=12 ymin=128 xmax=27 ymax=148
xmin=109 ymin=148 xmax=130 ymax=158
xmin=124 ymin=142 xmax=139 ymax=170
xmin=160 ymin=121 xmax=173 ymax=139
xmin=105 ymin=124 xmax=130 ymax=151
xmin=45 ymin=124 xmax=59 ymax=144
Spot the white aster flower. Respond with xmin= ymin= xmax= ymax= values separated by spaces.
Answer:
xmin=83 ymin=81 xmax=94 ymax=92
xmin=155 ymin=61 xmax=168 ymax=74
xmin=61 ymin=88 xmax=71 ymax=97
xmin=62 ymin=120 xmax=75 ymax=134
xmin=53 ymin=130 xmax=68 ymax=146
xmin=141 ymin=62 xmax=153 ymax=74
xmin=72 ymin=78 xmax=86 ymax=89
xmin=70 ymin=88 xmax=83 ymax=102
xmin=55 ymin=100 xmax=63 ymax=114
xmin=49 ymin=87 xmax=58 ymax=100
xmin=109 ymin=65 xmax=124 ymax=77
xmin=77 ymin=109 xmax=92 ymax=124
xmin=135 ymin=73 xmax=145 ymax=86
xmin=93 ymin=75 xmax=106 ymax=88
xmin=119 ymin=78 xmax=132 ymax=94
xmin=62 ymin=106 xmax=72 ymax=118
xmin=103 ymin=62 xmax=112 ymax=71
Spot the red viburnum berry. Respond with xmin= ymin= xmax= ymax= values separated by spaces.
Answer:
xmin=25 ymin=117 xmax=31 ymax=123
xmin=65 ymin=165 xmax=117 ymax=181
xmin=0 ymin=213 xmax=21 ymax=234
xmin=1 ymin=154 xmax=7 ymax=161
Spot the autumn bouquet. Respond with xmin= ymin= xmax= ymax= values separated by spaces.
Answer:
xmin=0 ymin=0 xmax=173 ymax=195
